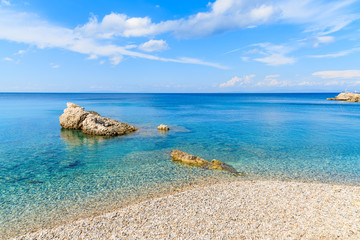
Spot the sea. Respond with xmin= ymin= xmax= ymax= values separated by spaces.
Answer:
xmin=1 ymin=93 xmax=360 ymax=238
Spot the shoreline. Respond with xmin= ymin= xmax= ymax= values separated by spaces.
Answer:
xmin=13 ymin=179 xmax=360 ymax=239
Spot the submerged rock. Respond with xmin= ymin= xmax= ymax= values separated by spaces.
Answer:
xmin=170 ymin=150 xmax=241 ymax=175
xmin=171 ymin=150 xmax=209 ymax=167
xmin=157 ymin=124 xmax=170 ymax=131
xmin=59 ymin=102 xmax=137 ymax=136
xmin=327 ymin=92 xmax=360 ymax=102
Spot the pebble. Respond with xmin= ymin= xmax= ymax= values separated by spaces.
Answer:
xmin=14 ymin=180 xmax=360 ymax=239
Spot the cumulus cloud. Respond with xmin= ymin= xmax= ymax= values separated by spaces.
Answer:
xmin=138 ymin=39 xmax=168 ymax=52
xmin=255 ymin=74 xmax=289 ymax=87
xmin=75 ymin=0 xmax=358 ymax=39
xmin=76 ymin=13 xmax=176 ymax=38
xmin=219 ymin=75 xmax=255 ymax=88
xmin=0 ymin=9 xmax=226 ymax=69
xmin=76 ymin=1 xmax=279 ymax=39
xmin=0 ymin=0 xmax=358 ymax=69
xmin=313 ymin=70 xmax=360 ymax=79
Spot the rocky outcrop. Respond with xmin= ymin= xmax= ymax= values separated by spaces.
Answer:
xmin=171 ymin=150 xmax=241 ymax=175
xmin=327 ymin=92 xmax=360 ymax=102
xmin=59 ymin=103 xmax=137 ymax=136
xmin=157 ymin=124 xmax=170 ymax=131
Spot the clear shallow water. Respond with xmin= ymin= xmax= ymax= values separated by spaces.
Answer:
xmin=1 ymin=93 xmax=360 ymax=238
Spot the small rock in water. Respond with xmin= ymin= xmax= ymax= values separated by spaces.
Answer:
xmin=171 ymin=150 xmax=209 ymax=167
xmin=59 ymin=102 xmax=137 ymax=136
xmin=157 ymin=124 xmax=170 ymax=131
xmin=170 ymin=150 xmax=241 ymax=175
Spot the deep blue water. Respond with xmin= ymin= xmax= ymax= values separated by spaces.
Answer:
xmin=1 ymin=93 xmax=360 ymax=238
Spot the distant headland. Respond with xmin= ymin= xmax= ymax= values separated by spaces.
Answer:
xmin=327 ymin=92 xmax=360 ymax=102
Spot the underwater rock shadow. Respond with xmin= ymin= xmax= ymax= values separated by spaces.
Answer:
xmin=60 ymin=128 xmax=110 ymax=148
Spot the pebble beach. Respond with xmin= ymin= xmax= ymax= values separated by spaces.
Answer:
xmin=15 ymin=180 xmax=360 ymax=239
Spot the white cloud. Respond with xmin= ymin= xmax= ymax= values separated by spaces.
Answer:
xmin=3 ymin=57 xmax=13 ymax=61
xmin=313 ymin=70 xmax=360 ymax=79
xmin=316 ymin=36 xmax=334 ymax=44
xmin=173 ymin=1 xmax=278 ymax=38
xmin=50 ymin=63 xmax=60 ymax=68
xmin=219 ymin=75 xmax=255 ymax=88
xmin=1 ymin=0 xmax=11 ymax=6
xmin=138 ymin=39 xmax=168 ymax=52
xmin=16 ymin=49 xmax=26 ymax=55
xmin=0 ymin=9 xmax=226 ymax=69
xmin=0 ymin=0 xmax=357 ymax=70
xmin=109 ymin=55 xmax=123 ymax=65
xmin=255 ymin=54 xmax=295 ymax=66
xmin=297 ymin=81 xmax=315 ymax=86
xmin=312 ymin=36 xmax=334 ymax=47
xmin=75 ymin=0 xmax=358 ymax=39
xmin=309 ymin=47 xmax=360 ymax=58
xmin=256 ymin=75 xmax=288 ymax=87
xmin=76 ymin=13 xmax=176 ymax=39
xmin=240 ymin=56 xmax=249 ymax=62
xmin=171 ymin=57 xmax=228 ymax=69
xmin=86 ymin=54 xmax=98 ymax=60
xmin=279 ymin=0 xmax=359 ymax=35
xmin=252 ymin=43 xmax=295 ymax=66
xmin=265 ymin=74 xmax=280 ymax=79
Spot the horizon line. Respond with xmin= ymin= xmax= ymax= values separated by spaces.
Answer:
xmin=0 ymin=91 xmax=340 ymax=94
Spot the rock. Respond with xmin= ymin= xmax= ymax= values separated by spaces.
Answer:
xmin=59 ymin=103 xmax=88 ymax=129
xmin=157 ymin=124 xmax=170 ymax=131
xmin=59 ymin=103 xmax=137 ymax=136
xmin=82 ymin=114 xmax=137 ymax=136
xmin=209 ymin=159 xmax=240 ymax=174
xmin=209 ymin=159 xmax=225 ymax=170
xmin=171 ymin=150 xmax=209 ymax=167
xmin=87 ymin=110 xmax=100 ymax=116
xmin=170 ymin=150 xmax=240 ymax=175
xmin=327 ymin=92 xmax=360 ymax=102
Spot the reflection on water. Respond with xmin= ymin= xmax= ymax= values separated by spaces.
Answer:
xmin=60 ymin=128 xmax=109 ymax=147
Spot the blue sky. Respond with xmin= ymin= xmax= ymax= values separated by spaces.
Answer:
xmin=1 ymin=0 xmax=360 ymax=92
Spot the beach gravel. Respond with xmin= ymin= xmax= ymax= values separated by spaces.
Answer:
xmin=15 ymin=180 xmax=360 ymax=239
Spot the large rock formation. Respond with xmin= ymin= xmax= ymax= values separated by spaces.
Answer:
xmin=59 ymin=103 xmax=137 ymax=136
xmin=171 ymin=150 xmax=241 ymax=175
xmin=327 ymin=92 xmax=360 ymax=102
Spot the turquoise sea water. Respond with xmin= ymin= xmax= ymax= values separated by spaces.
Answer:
xmin=1 ymin=93 xmax=360 ymax=238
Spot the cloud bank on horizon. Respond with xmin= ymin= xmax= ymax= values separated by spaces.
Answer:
xmin=0 ymin=0 xmax=360 ymax=92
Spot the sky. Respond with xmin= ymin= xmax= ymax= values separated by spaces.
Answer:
xmin=0 ymin=0 xmax=360 ymax=93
